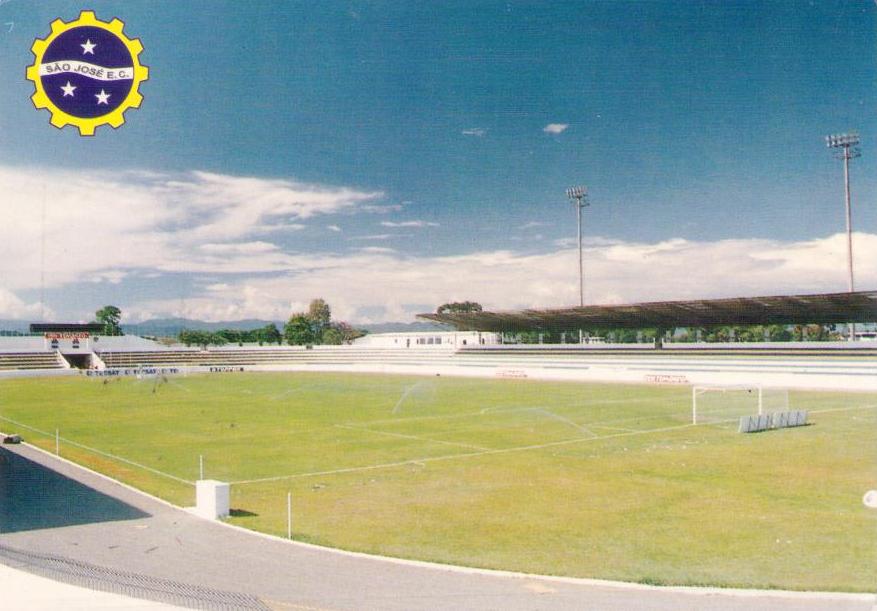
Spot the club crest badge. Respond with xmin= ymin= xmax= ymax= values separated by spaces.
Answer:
xmin=26 ymin=11 xmax=149 ymax=136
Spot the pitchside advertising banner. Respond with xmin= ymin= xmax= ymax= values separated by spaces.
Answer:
xmin=83 ymin=366 xmax=245 ymax=377
xmin=85 ymin=367 xmax=182 ymax=377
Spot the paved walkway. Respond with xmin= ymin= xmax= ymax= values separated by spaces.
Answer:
xmin=0 ymin=443 xmax=873 ymax=611
xmin=0 ymin=563 xmax=183 ymax=610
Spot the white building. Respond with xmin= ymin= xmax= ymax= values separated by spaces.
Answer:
xmin=354 ymin=331 xmax=500 ymax=349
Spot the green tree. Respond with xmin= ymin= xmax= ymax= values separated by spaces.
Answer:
xmin=767 ymin=325 xmax=792 ymax=341
xmin=736 ymin=325 xmax=766 ymax=342
xmin=216 ymin=329 xmax=241 ymax=344
xmin=258 ymin=323 xmax=283 ymax=346
xmin=321 ymin=327 xmax=344 ymax=345
xmin=305 ymin=298 xmax=332 ymax=342
xmin=179 ymin=329 xmax=208 ymax=348
xmin=330 ymin=321 xmax=366 ymax=344
xmin=308 ymin=299 xmax=332 ymax=327
xmin=94 ymin=305 xmax=123 ymax=336
xmin=804 ymin=324 xmax=828 ymax=341
xmin=284 ymin=314 xmax=316 ymax=345
xmin=178 ymin=329 xmax=227 ymax=349
xmin=611 ymin=328 xmax=638 ymax=343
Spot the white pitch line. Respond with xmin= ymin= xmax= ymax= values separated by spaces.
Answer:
xmin=590 ymin=424 xmax=639 ymax=433
xmin=535 ymin=409 xmax=598 ymax=437
xmin=165 ymin=378 xmax=191 ymax=393
xmin=348 ymin=406 xmax=691 ymax=437
xmin=231 ymin=421 xmax=700 ymax=485
xmin=334 ymin=424 xmax=490 ymax=452
xmin=271 ymin=387 xmax=302 ymax=401
xmin=0 ymin=415 xmax=192 ymax=485
xmin=479 ymin=405 xmax=542 ymax=415
xmin=809 ymin=404 xmax=877 ymax=415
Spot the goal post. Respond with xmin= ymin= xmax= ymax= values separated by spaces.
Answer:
xmin=692 ymin=384 xmax=788 ymax=425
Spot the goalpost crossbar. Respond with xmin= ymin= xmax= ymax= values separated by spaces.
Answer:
xmin=691 ymin=384 xmax=764 ymax=424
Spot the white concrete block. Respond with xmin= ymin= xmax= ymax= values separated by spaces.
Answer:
xmin=196 ymin=479 xmax=230 ymax=520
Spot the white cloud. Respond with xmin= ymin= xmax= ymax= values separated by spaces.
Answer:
xmin=327 ymin=225 xmax=342 ymax=232
xmin=360 ymin=203 xmax=403 ymax=214
xmin=380 ymin=220 xmax=439 ymax=228
xmin=126 ymin=233 xmax=877 ymax=323
xmin=160 ymin=170 xmax=382 ymax=242
xmin=3 ymin=164 xmax=875 ymax=325
xmin=520 ymin=221 xmax=551 ymax=230
xmin=543 ymin=123 xmax=569 ymax=134
xmin=0 ymin=288 xmax=52 ymax=320
xmin=0 ymin=165 xmax=384 ymax=290
xmin=199 ymin=242 xmax=279 ymax=254
xmin=88 ymin=271 xmax=127 ymax=284
xmin=255 ymin=222 xmax=305 ymax=233
xmin=347 ymin=234 xmax=395 ymax=241
xmin=358 ymin=247 xmax=397 ymax=254
xmin=462 ymin=128 xmax=487 ymax=137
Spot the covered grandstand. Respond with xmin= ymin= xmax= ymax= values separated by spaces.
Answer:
xmin=0 ymin=290 xmax=874 ymax=390
xmin=417 ymin=290 xmax=877 ymax=332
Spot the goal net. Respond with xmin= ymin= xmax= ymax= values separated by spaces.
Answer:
xmin=691 ymin=385 xmax=789 ymax=425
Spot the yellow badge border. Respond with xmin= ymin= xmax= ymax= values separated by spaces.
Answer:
xmin=26 ymin=11 xmax=149 ymax=136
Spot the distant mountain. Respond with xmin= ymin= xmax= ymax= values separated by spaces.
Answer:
xmin=0 ymin=320 xmax=33 ymax=334
xmin=0 ymin=317 xmax=451 ymax=338
xmin=121 ymin=318 xmax=280 ymax=337
xmin=359 ymin=321 xmax=452 ymax=333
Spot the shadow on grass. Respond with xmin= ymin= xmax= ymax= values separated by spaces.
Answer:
xmin=0 ymin=447 xmax=149 ymax=533
xmin=748 ymin=422 xmax=814 ymax=434
xmin=229 ymin=508 xmax=259 ymax=517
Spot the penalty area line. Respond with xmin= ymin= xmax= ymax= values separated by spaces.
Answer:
xmin=231 ymin=421 xmax=702 ymax=485
xmin=334 ymin=424 xmax=491 ymax=452
xmin=534 ymin=408 xmax=598 ymax=438
xmin=809 ymin=404 xmax=877 ymax=415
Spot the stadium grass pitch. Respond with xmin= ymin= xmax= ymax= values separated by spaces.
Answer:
xmin=1 ymin=371 xmax=874 ymax=591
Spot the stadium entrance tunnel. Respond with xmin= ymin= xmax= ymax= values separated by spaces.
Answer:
xmin=0 ymin=447 xmax=149 ymax=533
xmin=62 ymin=353 xmax=92 ymax=369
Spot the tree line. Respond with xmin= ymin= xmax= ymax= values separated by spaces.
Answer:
xmin=179 ymin=299 xmax=366 ymax=348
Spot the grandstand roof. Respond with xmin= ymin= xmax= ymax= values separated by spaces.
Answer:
xmin=418 ymin=291 xmax=877 ymax=332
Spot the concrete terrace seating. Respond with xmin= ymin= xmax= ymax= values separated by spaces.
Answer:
xmin=0 ymin=352 xmax=64 ymax=370
xmin=97 ymin=346 xmax=460 ymax=369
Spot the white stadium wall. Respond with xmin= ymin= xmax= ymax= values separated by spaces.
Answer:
xmin=354 ymin=331 xmax=501 ymax=349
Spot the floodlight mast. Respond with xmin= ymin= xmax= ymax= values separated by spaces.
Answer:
xmin=565 ymin=185 xmax=589 ymax=308
xmin=825 ymin=132 xmax=861 ymax=341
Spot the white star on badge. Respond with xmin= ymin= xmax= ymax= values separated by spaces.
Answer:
xmin=95 ymin=89 xmax=111 ymax=105
xmin=81 ymin=39 xmax=96 ymax=55
xmin=61 ymin=81 xmax=76 ymax=97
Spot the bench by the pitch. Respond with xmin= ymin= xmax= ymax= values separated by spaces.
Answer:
xmin=738 ymin=410 xmax=808 ymax=433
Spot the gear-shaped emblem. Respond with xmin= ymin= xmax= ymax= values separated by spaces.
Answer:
xmin=26 ymin=11 xmax=149 ymax=136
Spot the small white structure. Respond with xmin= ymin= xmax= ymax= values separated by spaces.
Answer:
xmin=195 ymin=479 xmax=230 ymax=520
xmin=355 ymin=331 xmax=500 ymax=349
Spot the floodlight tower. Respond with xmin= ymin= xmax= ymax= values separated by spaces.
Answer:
xmin=565 ymin=185 xmax=589 ymax=308
xmin=825 ymin=132 xmax=861 ymax=341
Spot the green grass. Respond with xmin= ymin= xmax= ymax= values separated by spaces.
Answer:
xmin=1 ymin=371 xmax=874 ymax=591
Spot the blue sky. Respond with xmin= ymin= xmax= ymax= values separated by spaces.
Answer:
xmin=0 ymin=1 xmax=875 ymax=323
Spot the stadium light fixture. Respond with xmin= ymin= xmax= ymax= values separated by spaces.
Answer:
xmin=565 ymin=185 xmax=590 ymax=308
xmin=825 ymin=131 xmax=861 ymax=341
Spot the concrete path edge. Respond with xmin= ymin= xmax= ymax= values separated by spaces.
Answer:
xmin=4 ymin=435 xmax=873 ymax=604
